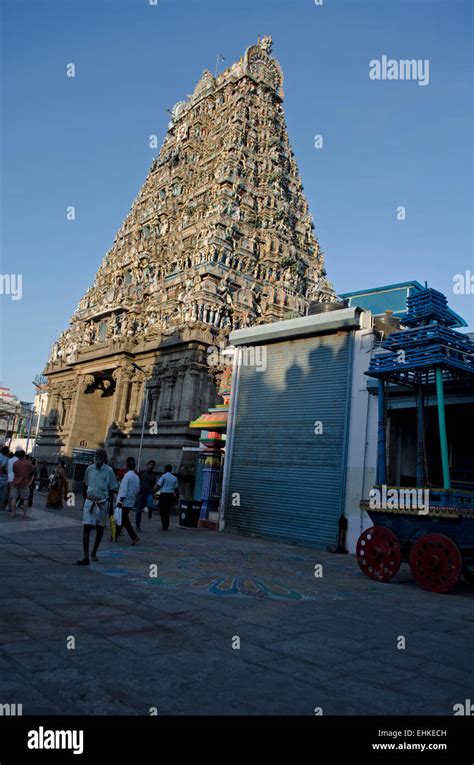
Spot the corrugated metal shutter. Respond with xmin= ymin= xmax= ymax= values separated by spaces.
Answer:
xmin=226 ymin=331 xmax=352 ymax=548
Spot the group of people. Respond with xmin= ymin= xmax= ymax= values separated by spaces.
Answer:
xmin=0 ymin=446 xmax=70 ymax=516
xmin=0 ymin=446 xmax=38 ymax=516
xmin=77 ymin=449 xmax=179 ymax=566
xmin=0 ymin=445 xmax=179 ymax=565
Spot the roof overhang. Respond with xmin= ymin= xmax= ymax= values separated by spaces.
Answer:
xmin=230 ymin=307 xmax=364 ymax=347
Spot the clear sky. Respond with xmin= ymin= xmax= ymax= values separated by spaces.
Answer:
xmin=1 ymin=0 xmax=473 ymax=401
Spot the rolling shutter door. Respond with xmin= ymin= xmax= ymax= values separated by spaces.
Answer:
xmin=226 ymin=330 xmax=352 ymax=548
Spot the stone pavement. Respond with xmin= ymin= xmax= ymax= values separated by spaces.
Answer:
xmin=0 ymin=493 xmax=473 ymax=716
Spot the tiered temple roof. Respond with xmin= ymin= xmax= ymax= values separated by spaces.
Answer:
xmin=48 ymin=36 xmax=335 ymax=368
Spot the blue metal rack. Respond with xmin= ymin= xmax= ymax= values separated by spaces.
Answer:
xmin=367 ymin=289 xmax=474 ymax=387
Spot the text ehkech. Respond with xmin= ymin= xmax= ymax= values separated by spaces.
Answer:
xmin=27 ymin=727 xmax=84 ymax=755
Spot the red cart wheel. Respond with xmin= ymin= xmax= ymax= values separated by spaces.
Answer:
xmin=356 ymin=526 xmax=401 ymax=582
xmin=409 ymin=533 xmax=462 ymax=593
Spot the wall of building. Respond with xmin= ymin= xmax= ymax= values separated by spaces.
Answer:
xmin=36 ymin=332 xmax=219 ymax=493
xmin=342 ymin=311 xmax=377 ymax=553
xmin=221 ymin=307 xmax=377 ymax=551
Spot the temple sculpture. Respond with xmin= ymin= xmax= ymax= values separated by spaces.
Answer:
xmin=36 ymin=36 xmax=336 ymax=481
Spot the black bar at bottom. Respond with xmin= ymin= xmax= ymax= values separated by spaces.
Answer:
xmin=0 ymin=715 xmax=473 ymax=763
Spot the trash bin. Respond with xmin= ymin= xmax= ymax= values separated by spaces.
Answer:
xmin=179 ymin=499 xmax=202 ymax=528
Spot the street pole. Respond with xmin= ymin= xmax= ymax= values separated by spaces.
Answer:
xmin=9 ymin=407 xmax=19 ymax=449
xmin=5 ymin=413 xmax=12 ymax=447
xmin=25 ymin=410 xmax=34 ymax=454
xmin=33 ymin=395 xmax=44 ymax=457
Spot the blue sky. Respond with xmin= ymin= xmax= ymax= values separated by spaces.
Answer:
xmin=1 ymin=0 xmax=472 ymax=401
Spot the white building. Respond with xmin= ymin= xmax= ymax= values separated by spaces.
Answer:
xmin=219 ymin=299 xmax=473 ymax=554
xmin=219 ymin=307 xmax=377 ymax=553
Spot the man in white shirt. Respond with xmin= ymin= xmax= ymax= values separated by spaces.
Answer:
xmin=0 ymin=446 xmax=10 ymax=510
xmin=156 ymin=464 xmax=179 ymax=531
xmin=115 ymin=456 xmax=140 ymax=544
xmin=6 ymin=449 xmax=20 ymax=511
xmin=77 ymin=448 xmax=118 ymax=565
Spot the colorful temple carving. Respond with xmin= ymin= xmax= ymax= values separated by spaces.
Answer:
xmin=37 ymin=37 xmax=335 ymax=476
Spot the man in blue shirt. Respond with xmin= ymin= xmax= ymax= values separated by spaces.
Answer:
xmin=156 ymin=464 xmax=179 ymax=531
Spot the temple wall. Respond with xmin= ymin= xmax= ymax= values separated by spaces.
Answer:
xmin=36 ymin=333 xmax=220 ymax=489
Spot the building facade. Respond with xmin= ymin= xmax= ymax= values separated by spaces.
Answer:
xmin=220 ymin=284 xmax=473 ymax=553
xmin=0 ymin=387 xmax=35 ymax=453
xmin=36 ymin=37 xmax=335 ymax=477
xmin=220 ymin=307 xmax=377 ymax=552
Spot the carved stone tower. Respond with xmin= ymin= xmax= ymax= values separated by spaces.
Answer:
xmin=37 ymin=37 xmax=335 ymax=482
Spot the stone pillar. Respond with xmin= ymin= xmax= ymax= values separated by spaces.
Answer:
xmin=59 ymin=381 xmax=76 ymax=434
xmin=173 ymin=368 xmax=186 ymax=420
xmin=127 ymin=379 xmax=139 ymax=422
xmin=195 ymin=367 xmax=214 ymax=417
xmin=109 ymin=367 xmax=125 ymax=427
xmin=152 ymin=379 xmax=166 ymax=423
xmin=62 ymin=375 xmax=82 ymax=452
xmin=161 ymin=371 xmax=177 ymax=420
xmin=149 ymin=386 xmax=161 ymax=423
xmin=180 ymin=365 xmax=201 ymax=422
xmin=133 ymin=369 xmax=148 ymax=426
xmin=118 ymin=367 xmax=134 ymax=425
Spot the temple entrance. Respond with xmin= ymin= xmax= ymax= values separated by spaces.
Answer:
xmin=69 ymin=385 xmax=115 ymax=451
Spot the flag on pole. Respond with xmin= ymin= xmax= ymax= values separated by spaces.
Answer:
xmin=214 ymin=53 xmax=226 ymax=78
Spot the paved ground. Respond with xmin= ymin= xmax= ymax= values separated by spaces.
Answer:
xmin=0 ymin=493 xmax=473 ymax=716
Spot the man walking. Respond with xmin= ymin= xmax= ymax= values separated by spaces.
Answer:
xmin=135 ymin=459 xmax=156 ymax=532
xmin=115 ymin=456 xmax=140 ymax=544
xmin=77 ymin=448 xmax=118 ymax=566
xmin=0 ymin=446 xmax=10 ymax=510
xmin=156 ymin=464 xmax=179 ymax=531
xmin=6 ymin=448 xmax=20 ymax=511
xmin=10 ymin=450 xmax=34 ymax=517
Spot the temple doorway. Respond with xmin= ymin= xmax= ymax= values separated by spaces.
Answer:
xmin=69 ymin=385 xmax=115 ymax=451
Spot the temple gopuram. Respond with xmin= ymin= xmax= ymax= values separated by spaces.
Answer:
xmin=36 ymin=36 xmax=335 ymax=479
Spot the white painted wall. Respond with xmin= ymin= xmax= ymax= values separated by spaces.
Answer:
xmin=343 ymin=311 xmax=378 ymax=553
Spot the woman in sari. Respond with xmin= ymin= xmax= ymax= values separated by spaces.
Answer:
xmin=46 ymin=460 xmax=68 ymax=508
